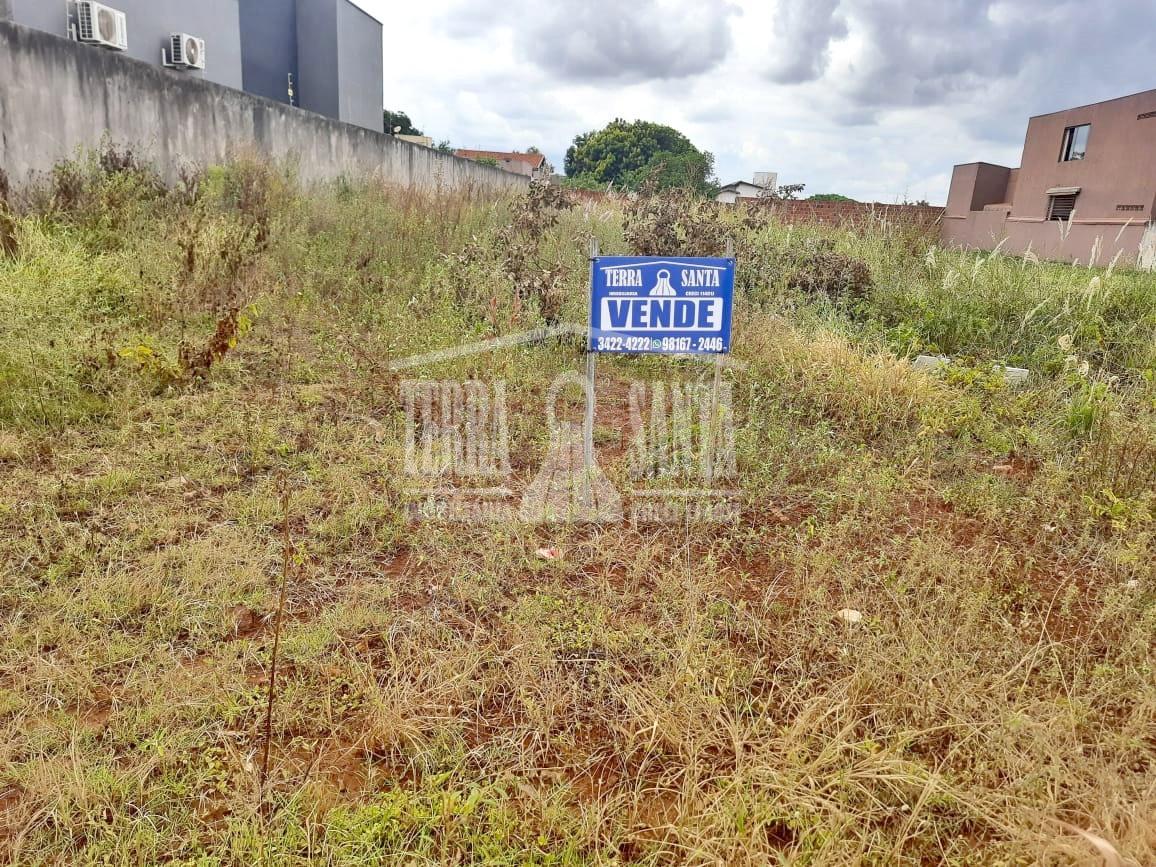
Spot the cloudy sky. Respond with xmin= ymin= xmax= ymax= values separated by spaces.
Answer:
xmin=354 ymin=0 xmax=1154 ymax=204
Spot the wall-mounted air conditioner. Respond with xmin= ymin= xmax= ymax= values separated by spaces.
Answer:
xmin=75 ymin=1 xmax=127 ymax=51
xmin=163 ymin=33 xmax=206 ymax=70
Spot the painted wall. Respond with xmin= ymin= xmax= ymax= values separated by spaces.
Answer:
xmin=237 ymin=0 xmax=385 ymax=132
xmin=1014 ymin=90 xmax=1156 ymax=222
xmin=4 ymin=0 xmax=66 ymax=36
xmin=970 ymin=163 xmax=1012 ymax=210
xmin=945 ymin=163 xmax=1015 ymax=216
xmin=943 ymin=160 xmax=1147 ymax=266
xmin=0 ymin=20 xmax=528 ymax=196
xmin=5 ymin=0 xmax=244 ymax=88
xmin=294 ymin=0 xmax=339 ymax=121
xmin=942 ymin=209 xmax=1147 ymax=267
xmin=238 ymin=0 xmax=297 ymax=107
xmin=942 ymin=89 xmax=1156 ymax=268
xmin=944 ymin=162 xmax=982 ymax=217
xmin=336 ymin=0 xmax=384 ymax=132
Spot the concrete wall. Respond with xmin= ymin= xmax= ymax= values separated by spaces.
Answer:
xmin=4 ymin=1 xmax=381 ymax=129
xmin=336 ymin=0 xmax=383 ymax=132
xmin=6 ymin=0 xmax=244 ymax=88
xmin=945 ymin=162 xmax=1013 ymax=216
xmin=942 ymin=207 xmax=1148 ymax=267
xmin=0 ymin=20 xmax=528 ymax=195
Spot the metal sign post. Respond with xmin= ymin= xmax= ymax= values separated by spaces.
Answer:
xmin=702 ymin=238 xmax=730 ymax=490
xmin=584 ymin=238 xmax=599 ymax=473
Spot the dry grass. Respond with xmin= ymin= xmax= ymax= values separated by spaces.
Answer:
xmin=0 ymin=161 xmax=1152 ymax=864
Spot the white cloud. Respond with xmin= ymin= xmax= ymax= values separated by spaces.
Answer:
xmin=353 ymin=0 xmax=1153 ymax=204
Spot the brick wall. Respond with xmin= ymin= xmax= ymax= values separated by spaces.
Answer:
xmin=562 ymin=188 xmax=944 ymax=228
xmin=559 ymin=188 xmax=945 ymax=231
xmin=755 ymin=199 xmax=944 ymax=228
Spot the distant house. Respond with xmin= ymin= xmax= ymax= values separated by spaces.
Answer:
xmin=944 ymin=88 xmax=1156 ymax=267
xmin=454 ymin=149 xmax=551 ymax=180
xmin=716 ymin=181 xmax=765 ymax=204
xmin=716 ymin=171 xmax=777 ymax=204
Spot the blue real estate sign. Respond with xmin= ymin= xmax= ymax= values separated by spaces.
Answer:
xmin=589 ymin=257 xmax=735 ymax=354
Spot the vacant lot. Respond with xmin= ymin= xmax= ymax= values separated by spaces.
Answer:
xmin=0 ymin=157 xmax=1153 ymax=865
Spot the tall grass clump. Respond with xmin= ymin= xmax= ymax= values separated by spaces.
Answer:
xmin=0 ymin=156 xmax=1152 ymax=865
xmin=872 ymin=244 xmax=1156 ymax=372
xmin=0 ymin=221 xmax=140 ymax=426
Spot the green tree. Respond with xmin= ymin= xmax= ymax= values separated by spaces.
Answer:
xmin=383 ymin=110 xmax=422 ymax=136
xmin=764 ymin=182 xmax=806 ymax=201
xmin=559 ymin=174 xmax=609 ymax=191
xmin=564 ymin=119 xmax=715 ymax=194
xmin=808 ymin=193 xmax=854 ymax=202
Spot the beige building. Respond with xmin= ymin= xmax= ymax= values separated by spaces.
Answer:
xmin=396 ymin=134 xmax=433 ymax=148
xmin=943 ymin=88 xmax=1156 ymax=268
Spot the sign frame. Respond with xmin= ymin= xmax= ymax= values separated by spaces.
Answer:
xmin=587 ymin=255 xmax=736 ymax=356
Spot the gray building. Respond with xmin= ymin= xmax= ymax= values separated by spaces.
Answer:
xmin=240 ymin=0 xmax=384 ymax=132
xmin=0 ymin=0 xmax=383 ymax=131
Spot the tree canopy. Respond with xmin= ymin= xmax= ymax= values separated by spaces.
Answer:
xmin=564 ymin=120 xmax=715 ymax=194
xmin=808 ymin=193 xmax=855 ymax=202
xmin=383 ymin=110 xmax=422 ymax=136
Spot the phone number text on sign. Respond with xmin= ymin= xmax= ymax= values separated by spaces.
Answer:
xmin=589 ymin=257 xmax=735 ymax=355
xmin=593 ymin=335 xmax=726 ymax=352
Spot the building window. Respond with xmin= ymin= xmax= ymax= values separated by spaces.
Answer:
xmin=1059 ymin=124 xmax=1090 ymax=161
xmin=1047 ymin=193 xmax=1078 ymax=221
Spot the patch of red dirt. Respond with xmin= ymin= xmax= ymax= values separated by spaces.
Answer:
xmin=987 ymin=453 xmax=1038 ymax=482
xmin=227 ymin=605 xmax=265 ymax=640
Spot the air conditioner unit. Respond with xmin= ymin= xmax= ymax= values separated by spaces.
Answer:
xmin=75 ymin=1 xmax=128 ymax=51
xmin=164 ymin=33 xmax=206 ymax=71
